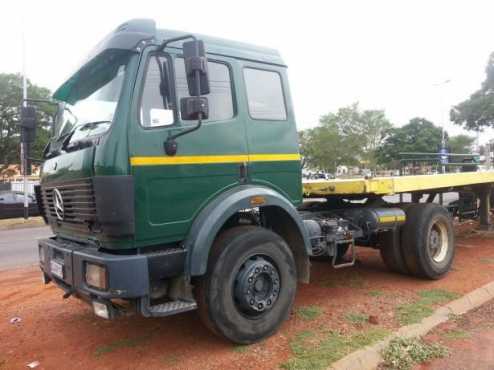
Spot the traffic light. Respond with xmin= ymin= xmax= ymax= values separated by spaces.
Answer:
xmin=19 ymin=105 xmax=37 ymax=176
xmin=20 ymin=105 xmax=37 ymax=143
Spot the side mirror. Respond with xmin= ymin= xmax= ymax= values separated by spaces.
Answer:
xmin=180 ymin=97 xmax=209 ymax=120
xmin=20 ymin=106 xmax=37 ymax=143
xmin=183 ymin=40 xmax=210 ymax=96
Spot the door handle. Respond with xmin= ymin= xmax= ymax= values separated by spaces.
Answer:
xmin=239 ymin=162 xmax=248 ymax=183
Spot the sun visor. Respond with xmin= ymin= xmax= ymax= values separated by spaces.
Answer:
xmin=53 ymin=19 xmax=156 ymax=103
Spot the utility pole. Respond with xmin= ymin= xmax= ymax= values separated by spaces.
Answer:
xmin=434 ymin=79 xmax=451 ymax=174
xmin=21 ymin=28 xmax=29 ymax=219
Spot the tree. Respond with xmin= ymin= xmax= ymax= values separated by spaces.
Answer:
xmin=447 ymin=134 xmax=475 ymax=154
xmin=376 ymin=118 xmax=443 ymax=166
xmin=450 ymin=52 xmax=494 ymax=130
xmin=300 ymin=103 xmax=392 ymax=172
xmin=0 ymin=73 xmax=53 ymax=166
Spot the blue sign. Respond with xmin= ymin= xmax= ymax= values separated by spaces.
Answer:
xmin=439 ymin=148 xmax=449 ymax=164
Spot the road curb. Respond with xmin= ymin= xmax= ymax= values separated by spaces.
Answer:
xmin=329 ymin=280 xmax=494 ymax=370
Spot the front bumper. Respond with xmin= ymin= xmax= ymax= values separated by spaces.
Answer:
xmin=38 ymin=237 xmax=187 ymax=318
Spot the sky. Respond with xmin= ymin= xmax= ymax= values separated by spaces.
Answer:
xmin=1 ymin=0 xmax=493 ymax=142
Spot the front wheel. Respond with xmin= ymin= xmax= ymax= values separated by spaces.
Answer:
xmin=196 ymin=226 xmax=297 ymax=344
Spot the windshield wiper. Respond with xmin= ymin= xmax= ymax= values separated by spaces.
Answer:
xmin=62 ymin=120 xmax=112 ymax=152
xmin=45 ymin=120 xmax=112 ymax=158
xmin=79 ymin=120 xmax=112 ymax=130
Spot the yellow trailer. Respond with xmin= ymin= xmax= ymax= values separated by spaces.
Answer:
xmin=303 ymin=171 xmax=494 ymax=229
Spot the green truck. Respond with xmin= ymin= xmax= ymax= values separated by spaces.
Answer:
xmin=35 ymin=19 xmax=463 ymax=344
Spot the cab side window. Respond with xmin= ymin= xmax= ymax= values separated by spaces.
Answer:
xmin=175 ymin=59 xmax=234 ymax=121
xmin=244 ymin=68 xmax=287 ymax=121
xmin=140 ymin=56 xmax=174 ymax=128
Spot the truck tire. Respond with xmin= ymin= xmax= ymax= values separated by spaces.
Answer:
xmin=400 ymin=204 xmax=455 ymax=279
xmin=195 ymin=226 xmax=297 ymax=344
xmin=379 ymin=230 xmax=409 ymax=275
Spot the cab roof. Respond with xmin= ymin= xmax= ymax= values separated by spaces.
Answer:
xmin=156 ymin=28 xmax=285 ymax=67
xmin=54 ymin=19 xmax=285 ymax=102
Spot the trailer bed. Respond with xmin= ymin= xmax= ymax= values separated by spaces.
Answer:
xmin=302 ymin=171 xmax=494 ymax=197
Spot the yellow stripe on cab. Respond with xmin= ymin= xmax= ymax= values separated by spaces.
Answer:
xmin=130 ymin=153 xmax=301 ymax=166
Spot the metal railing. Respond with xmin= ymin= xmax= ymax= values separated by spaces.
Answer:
xmin=398 ymin=152 xmax=479 ymax=176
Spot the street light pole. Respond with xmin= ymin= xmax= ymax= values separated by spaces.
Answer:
xmin=433 ymin=79 xmax=451 ymax=174
xmin=21 ymin=28 xmax=29 ymax=219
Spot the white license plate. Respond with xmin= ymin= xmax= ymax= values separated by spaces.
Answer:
xmin=50 ymin=260 xmax=64 ymax=279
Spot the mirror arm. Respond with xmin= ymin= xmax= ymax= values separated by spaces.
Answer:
xmin=164 ymin=112 xmax=202 ymax=156
xmin=157 ymin=34 xmax=197 ymax=52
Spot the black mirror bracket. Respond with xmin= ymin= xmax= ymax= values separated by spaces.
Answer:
xmin=164 ymin=137 xmax=178 ymax=156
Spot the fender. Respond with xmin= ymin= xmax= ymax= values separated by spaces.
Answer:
xmin=184 ymin=185 xmax=311 ymax=277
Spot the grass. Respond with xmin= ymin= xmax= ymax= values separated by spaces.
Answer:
xmin=345 ymin=312 xmax=368 ymax=324
xmin=442 ymin=328 xmax=470 ymax=340
xmin=396 ymin=289 xmax=460 ymax=325
xmin=94 ymin=336 xmax=150 ymax=357
xmin=368 ymin=290 xmax=385 ymax=297
xmin=297 ymin=305 xmax=323 ymax=321
xmin=281 ymin=327 xmax=390 ymax=370
xmin=232 ymin=345 xmax=249 ymax=353
xmin=381 ymin=337 xmax=448 ymax=370
xmin=417 ymin=289 xmax=460 ymax=305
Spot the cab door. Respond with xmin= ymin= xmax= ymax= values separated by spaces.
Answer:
xmin=129 ymin=51 xmax=247 ymax=247
xmin=241 ymin=63 xmax=302 ymax=205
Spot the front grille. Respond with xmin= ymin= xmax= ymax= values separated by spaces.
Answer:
xmin=41 ymin=178 xmax=97 ymax=232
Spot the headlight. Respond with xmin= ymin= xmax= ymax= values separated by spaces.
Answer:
xmin=85 ymin=263 xmax=108 ymax=290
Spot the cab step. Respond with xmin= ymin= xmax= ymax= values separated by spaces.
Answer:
xmin=331 ymin=242 xmax=356 ymax=269
xmin=141 ymin=298 xmax=197 ymax=317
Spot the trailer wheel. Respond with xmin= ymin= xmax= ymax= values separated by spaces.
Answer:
xmin=379 ymin=230 xmax=409 ymax=274
xmin=196 ymin=226 xmax=297 ymax=344
xmin=401 ymin=204 xmax=455 ymax=279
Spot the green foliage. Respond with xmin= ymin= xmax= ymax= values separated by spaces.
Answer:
xmin=447 ymin=134 xmax=475 ymax=154
xmin=345 ymin=312 xmax=368 ymax=324
xmin=451 ymin=52 xmax=494 ymax=130
xmin=396 ymin=289 xmax=460 ymax=325
xmin=281 ymin=327 xmax=390 ymax=370
xmin=376 ymin=118 xmax=442 ymax=166
xmin=381 ymin=337 xmax=448 ymax=370
xmin=0 ymin=73 xmax=53 ymax=165
xmin=300 ymin=103 xmax=391 ymax=172
xmin=297 ymin=305 xmax=323 ymax=321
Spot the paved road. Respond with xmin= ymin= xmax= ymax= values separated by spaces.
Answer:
xmin=0 ymin=226 xmax=52 ymax=270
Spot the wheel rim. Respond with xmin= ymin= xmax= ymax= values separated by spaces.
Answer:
xmin=429 ymin=220 xmax=449 ymax=263
xmin=233 ymin=255 xmax=281 ymax=317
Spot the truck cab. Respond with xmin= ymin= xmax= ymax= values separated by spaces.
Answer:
xmin=37 ymin=19 xmax=310 ymax=343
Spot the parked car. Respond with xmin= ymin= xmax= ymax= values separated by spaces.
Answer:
xmin=0 ymin=191 xmax=40 ymax=219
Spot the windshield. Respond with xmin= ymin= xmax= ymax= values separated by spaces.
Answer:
xmin=54 ymin=49 xmax=132 ymax=140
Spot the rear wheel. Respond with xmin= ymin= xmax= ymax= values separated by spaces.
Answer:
xmin=379 ymin=229 xmax=409 ymax=274
xmin=401 ymin=204 xmax=455 ymax=279
xmin=196 ymin=226 xmax=297 ymax=344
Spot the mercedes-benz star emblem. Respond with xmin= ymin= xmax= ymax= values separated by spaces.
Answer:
xmin=53 ymin=188 xmax=64 ymax=221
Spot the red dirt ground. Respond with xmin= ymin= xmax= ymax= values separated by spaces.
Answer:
xmin=2 ymin=221 xmax=494 ymax=370
xmin=418 ymin=298 xmax=494 ymax=370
